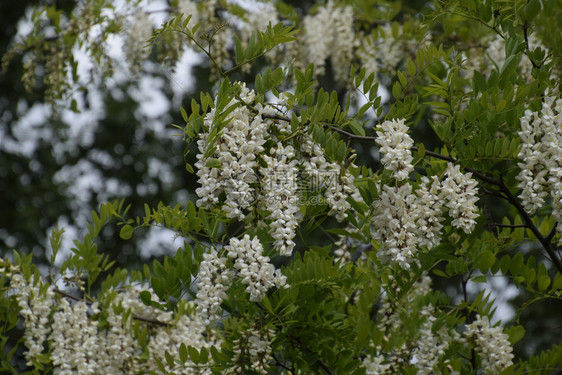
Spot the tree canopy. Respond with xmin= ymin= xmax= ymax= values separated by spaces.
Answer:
xmin=1 ymin=0 xmax=562 ymax=374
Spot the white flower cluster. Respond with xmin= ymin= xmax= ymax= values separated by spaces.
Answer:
xmin=302 ymin=1 xmax=355 ymax=82
xmin=230 ymin=328 xmax=273 ymax=374
xmin=375 ymin=118 xmax=415 ymax=180
xmin=464 ymin=315 xmax=514 ymax=374
xmin=373 ymin=177 xmax=448 ymax=269
xmin=373 ymin=184 xmax=420 ymax=269
xmin=373 ymin=123 xmax=479 ymax=267
xmin=195 ymin=249 xmax=235 ymax=324
xmin=8 ymin=268 xmax=55 ymax=366
xmin=362 ymin=353 xmax=391 ymax=374
xmin=125 ymin=9 xmax=153 ymax=72
xmin=6 ymin=267 xmax=216 ymax=375
xmin=412 ymin=307 xmax=455 ymax=375
xmin=50 ymin=299 xmax=99 ymax=374
xmin=357 ymin=23 xmax=424 ymax=79
xmin=226 ymin=235 xmax=288 ymax=302
xmin=441 ymin=163 xmax=480 ymax=233
xmin=300 ymin=133 xmax=359 ymax=221
xmin=516 ymin=97 xmax=562 ymax=240
xmin=415 ymin=176 xmax=445 ymax=249
xmin=261 ymin=144 xmax=301 ymax=255
xmin=146 ymin=301 xmax=215 ymax=375
xmin=195 ymin=84 xmax=268 ymax=220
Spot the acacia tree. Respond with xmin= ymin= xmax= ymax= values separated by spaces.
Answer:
xmin=1 ymin=0 xmax=562 ymax=373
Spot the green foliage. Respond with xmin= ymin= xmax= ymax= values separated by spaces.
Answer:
xmin=2 ymin=0 xmax=562 ymax=373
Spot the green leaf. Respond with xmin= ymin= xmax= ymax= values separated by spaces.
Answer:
xmin=523 ymin=0 xmax=541 ymax=21
xmin=349 ymin=120 xmax=366 ymax=136
xmin=406 ymin=58 xmax=416 ymax=76
xmin=165 ymin=350 xmax=175 ymax=367
xmin=471 ymin=275 xmax=488 ymax=283
xmin=538 ymin=275 xmax=550 ymax=291
xmin=140 ymin=290 xmax=152 ymax=306
xmin=507 ymin=325 xmax=525 ymax=345
xmin=120 ymin=225 xmax=134 ymax=240
xmin=188 ymin=345 xmax=200 ymax=364
xmin=180 ymin=106 xmax=188 ymax=123
xmin=179 ymin=343 xmax=188 ymax=363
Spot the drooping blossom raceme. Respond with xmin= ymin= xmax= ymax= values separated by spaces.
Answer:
xmin=260 ymin=144 xmax=301 ymax=255
xmin=411 ymin=307 xmax=455 ymax=375
xmin=125 ymin=9 xmax=153 ymax=72
xmin=302 ymin=3 xmax=334 ymax=77
xmin=50 ymin=299 xmax=100 ymax=374
xmin=372 ymin=184 xmax=420 ymax=269
xmin=366 ymin=276 xmax=437 ymax=373
xmin=441 ymin=163 xmax=479 ymax=233
xmin=226 ymin=235 xmax=288 ymax=302
xmin=146 ymin=301 xmax=218 ymax=375
xmin=357 ymin=23 xmax=425 ymax=79
xmin=464 ymin=315 xmax=514 ymax=374
xmin=517 ymin=97 xmax=562 ymax=242
xmin=8 ymin=267 xmax=55 ymax=366
xmin=300 ymin=133 xmax=359 ymax=221
xmin=362 ymin=354 xmax=391 ymax=375
xmin=95 ymin=285 xmax=171 ymax=373
xmin=229 ymin=327 xmax=274 ymax=374
xmin=302 ymin=1 xmax=355 ymax=82
xmin=375 ymin=118 xmax=414 ymax=181
xmin=195 ymin=249 xmax=234 ymax=325
xmin=195 ymin=84 xmax=268 ymax=220
xmin=329 ymin=4 xmax=355 ymax=84
xmin=239 ymin=1 xmax=281 ymax=69
xmin=415 ymin=176 xmax=445 ymax=249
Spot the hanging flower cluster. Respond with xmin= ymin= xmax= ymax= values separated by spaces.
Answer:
xmin=516 ymin=96 xmax=562 ymax=243
xmin=195 ymin=249 xmax=235 ymax=324
xmin=464 ymin=315 xmax=514 ymax=374
xmin=375 ymin=118 xmax=415 ymax=180
xmin=195 ymin=85 xmax=268 ymax=220
xmin=3 ymin=261 xmax=218 ymax=375
xmin=225 ymin=235 xmax=288 ymax=302
xmin=7 ymin=266 xmax=55 ymax=366
xmin=302 ymin=1 xmax=355 ymax=83
xmin=229 ymin=327 xmax=274 ymax=374
xmin=441 ymin=163 xmax=480 ymax=234
xmin=195 ymin=84 xmax=362 ymax=254
xmin=372 ymin=136 xmax=479 ymax=268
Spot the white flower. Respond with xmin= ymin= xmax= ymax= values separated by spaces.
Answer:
xmin=226 ymin=235 xmax=288 ymax=302
xmin=464 ymin=315 xmax=514 ymax=374
xmin=195 ymin=249 xmax=234 ymax=324
xmin=261 ymin=144 xmax=301 ymax=255
xmin=517 ymin=96 xmax=562 ymax=244
xmin=415 ymin=176 xmax=445 ymax=248
xmin=412 ymin=307 xmax=453 ymax=375
xmin=125 ymin=9 xmax=153 ymax=72
xmin=9 ymin=269 xmax=55 ymax=366
xmin=375 ymin=118 xmax=414 ymax=181
xmin=195 ymin=84 xmax=268 ymax=220
xmin=441 ymin=163 xmax=479 ymax=233
xmin=302 ymin=1 xmax=354 ymax=82
xmin=372 ymin=184 xmax=419 ymax=268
